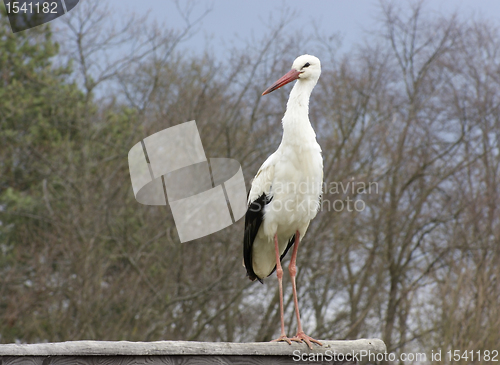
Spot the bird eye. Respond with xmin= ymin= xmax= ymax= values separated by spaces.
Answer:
xmin=302 ymin=62 xmax=310 ymax=68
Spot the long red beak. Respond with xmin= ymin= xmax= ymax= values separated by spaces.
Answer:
xmin=262 ymin=69 xmax=300 ymax=95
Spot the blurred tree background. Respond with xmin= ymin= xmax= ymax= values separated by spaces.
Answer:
xmin=1 ymin=1 xmax=499 ymax=363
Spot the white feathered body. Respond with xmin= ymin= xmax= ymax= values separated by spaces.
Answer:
xmin=248 ymin=75 xmax=323 ymax=279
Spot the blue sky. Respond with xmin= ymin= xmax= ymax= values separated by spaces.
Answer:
xmin=101 ymin=0 xmax=500 ymax=57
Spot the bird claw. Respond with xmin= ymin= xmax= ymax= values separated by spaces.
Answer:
xmin=271 ymin=335 xmax=293 ymax=345
xmin=290 ymin=331 xmax=323 ymax=350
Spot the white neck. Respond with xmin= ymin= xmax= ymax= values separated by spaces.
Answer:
xmin=281 ymin=78 xmax=318 ymax=146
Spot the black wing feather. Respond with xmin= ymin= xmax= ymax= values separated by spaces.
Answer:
xmin=243 ymin=193 xmax=271 ymax=283
xmin=243 ymin=192 xmax=297 ymax=283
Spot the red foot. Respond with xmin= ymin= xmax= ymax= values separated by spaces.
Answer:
xmin=290 ymin=331 xmax=323 ymax=350
xmin=271 ymin=335 xmax=293 ymax=345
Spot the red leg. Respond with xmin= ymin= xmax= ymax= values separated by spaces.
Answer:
xmin=270 ymin=233 xmax=292 ymax=345
xmin=289 ymin=230 xmax=323 ymax=349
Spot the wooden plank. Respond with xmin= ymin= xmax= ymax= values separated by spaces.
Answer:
xmin=0 ymin=355 xmax=357 ymax=365
xmin=0 ymin=338 xmax=385 ymax=357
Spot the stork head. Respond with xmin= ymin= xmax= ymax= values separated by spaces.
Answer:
xmin=262 ymin=54 xmax=321 ymax=95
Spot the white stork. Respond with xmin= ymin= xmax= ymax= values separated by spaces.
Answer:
xmin=243 ymin=54 xmax=323 ymax=349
